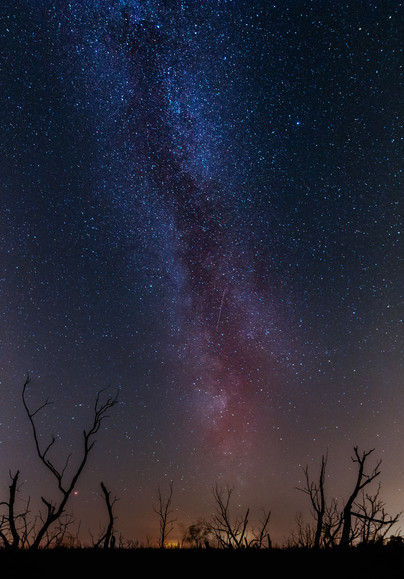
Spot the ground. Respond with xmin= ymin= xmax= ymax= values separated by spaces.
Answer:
xmin=1 ymin=545 xmax=403 ymax=578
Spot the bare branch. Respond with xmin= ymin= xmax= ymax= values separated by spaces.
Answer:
xmin=340 ymin=446 xmax=382 ymax=548
xmin=153 ymin=481 xmax=176 ymax=548
xmin=20 ymin=374 xmax=119 ymax=549
xmin=352 ymin=483 xmax=402 ymax=544
xmin=208 ymin=484 xmax=250 ymax=549
xmin=297 ymin=453 xmax=328 ymax=548
xmin=249 ymin=509 xmax=272 ymax=549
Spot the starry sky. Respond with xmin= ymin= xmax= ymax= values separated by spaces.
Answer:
xmin=0 ymin=1 xmax=403 ymax=545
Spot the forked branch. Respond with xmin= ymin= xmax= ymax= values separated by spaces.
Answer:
xmin=21 ymin=373 xmax=118 ymax=549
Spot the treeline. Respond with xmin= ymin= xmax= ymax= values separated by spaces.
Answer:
xmin=0 ymin=375 xmax=402 ymax=551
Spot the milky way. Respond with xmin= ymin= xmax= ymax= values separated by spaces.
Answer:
xmin=48 ymin=1 xmax=295 ymax=457
xmin=1 ymin=1 xmax=402 ymax=543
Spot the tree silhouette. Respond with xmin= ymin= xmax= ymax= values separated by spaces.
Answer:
xmin=208 ymin=484 xmax=249 ymax=549
xmin=206 ymin=484 xmax=271 ymax=549
xmin=182 ymin=519 xmax=211 ymax=548
xmin=353 ymin=483 xmax=401 ymax=544
xmin=298 ymin=453 xmax=327 ymax=549
xmin=153 ymin=481 xmax=176 ymax=548
xmin=339 ymin=447 xmax=381 ymax=548
xmin=296 ymin=447 xmax=400 ymax=549
xmin=3 ymin=374 xmax=119 ymax=549
xmin=0 ymin=471 xmax=22 ymax=550
xmin=92 ymin=482 xmax=119 ymax=549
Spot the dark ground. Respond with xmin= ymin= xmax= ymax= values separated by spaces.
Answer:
xmin=1 ymin=544 xmax=403 ymax=579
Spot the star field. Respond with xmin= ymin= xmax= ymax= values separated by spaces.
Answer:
xmin=0 ymin=1 xmax=402 ymax=544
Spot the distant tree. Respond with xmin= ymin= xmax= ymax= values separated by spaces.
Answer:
xmin=249 ymin=508 xmax=272 ymax=549
xmin=290 ymin=512 xmax=316 ymax=548
xmin=388 ymin=535 xmax=404 ymax=546
xmin=153 ymin=481 xmax=176 ymax=548
xmin=207 ymin=484 xmax=249 ymax=549
xmin=182 ymin=519 xmax=211 ymax=548
xmin=1 ymin=373 xmax=119 ymax=549
xmin=205 ymin=484 xmax=271 ymax=549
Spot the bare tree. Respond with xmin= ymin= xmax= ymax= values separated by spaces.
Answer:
xmin=207 ymin=484 xmax=249 ymax=549
xmin=92 ymin=482 xmax=119 ymax=549
xmin=322 ymin=498 xmax=343 ymax=548
xmin=295 ymin=448 xmax=398 ymax=549
xmin=0 ymin=471 xmax=22 ymax=550
xmin=19 ymin=373 xmax=118 ymax=549
xmin=354 ymin=483 xmax=401 ymax=544
xmin=290 ymin=511 xmax=316 ymax=548
xmin=41 ymin=511 xmax=76 ymax=549
xmin=249 ymin=508 xmax=272 ymax=549
xmin=297 ymin=453 xmax=327 ymax=548
xmin=205 ymin=484 xmax=272 ymax=549
xmin=153 ymin=481 xmax=176 ymax=548
xmin=339 ymin=447 xmax=381 ymax=549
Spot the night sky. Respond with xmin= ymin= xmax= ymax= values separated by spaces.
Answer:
xmin=1 ymin=1 xmax=403 ymax=545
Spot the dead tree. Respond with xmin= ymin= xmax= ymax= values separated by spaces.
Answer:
xmin=208 ymin=484 xmax=249 ymax=549
xmin=339 ymin=447 xmax=381 ymax=549
xmin=354 ymin=483 xmax=401 ymax=544
xmin=41 ymin=511 xmax=76 ymax=548
xmin=93 ymin=482 xmax=118 ymax=549
xmin=290 ymin=512 xmax=316 ymax=548
xmin=298 ymin=454 xmax=327 ymax=548
xmin=322 ymin=498 xmax=343 ymax=548
xmin=249 ymin=509 xmax=272 ymax=549
xmin=0 ymin=471 xmax=22 ymax=550
xmin=153 ymin=481 xmax=176 ymax=548
xmin=21 ymin=373 xmax=118 ymax=549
